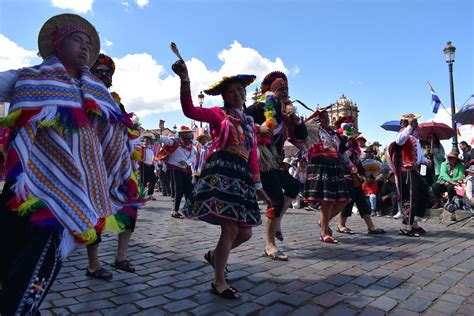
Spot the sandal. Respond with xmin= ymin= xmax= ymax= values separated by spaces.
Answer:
xmin=412 ymin=227 xmax=426 ymax=234
xmin=337 ymin=227 xmax=355 ymax=235
xmin=320 ymin=235 xmax=338 ymax=244
xmin=204 ymin=251 xmax=229 ymax=274
xmin=263 ymin=249 xmax=289 ymax=261
xmin=368 ymin=228 xmax=386 ymax=235
xmin=398 ymin=229 xmax=419 ymax=237
xmin=210 ymin=282 xmax=240 ymax=299
xmin=318 ymin=222 xmax=333 ymax=236
xmin=112 ymin=259 xmax=136 ymax=273
xmin=275 ymin=231 xmax=284 ymax=242
xmin=85 ymin=267 xmax=113 ymax=281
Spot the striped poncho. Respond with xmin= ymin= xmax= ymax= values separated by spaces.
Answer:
xmin=1 ymin=56 xmax=143 ymax=258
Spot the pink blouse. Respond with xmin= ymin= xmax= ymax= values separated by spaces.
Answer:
xmin=181 ymin=91 xmax=261 ymax=184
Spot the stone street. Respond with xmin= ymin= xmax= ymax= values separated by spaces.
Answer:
xmin=41 ymin=194 xmax=474 ymax=315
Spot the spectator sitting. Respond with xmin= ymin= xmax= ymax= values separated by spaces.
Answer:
xmin=362 ymin=146 xmax=382 ymax=163
xmin=379 ymin=172 xmax=400 ymax=217
xmin=459 ymin=141 xmax=474 ymax=167
xmin=363 ymin=174 xmax=380 ymax=216
xmin=463 ymin=165 xmax=474 ymax=208
xmin=431 ymin=151 xmax=465 ymax=209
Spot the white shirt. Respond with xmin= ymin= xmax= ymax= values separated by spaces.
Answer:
xmin=160 ymin=135 xmax=196 ymax=169
xmin=395 ymin=126 xmax=429 ymax=166
xmin=143 ymin=147 xmax=154 ymax=165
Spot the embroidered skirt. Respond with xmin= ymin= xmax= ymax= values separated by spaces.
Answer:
xmin=304 ymin=155 xmax=351 ymax=203
xmin=181 ymin=151 xmax=262 ymax=227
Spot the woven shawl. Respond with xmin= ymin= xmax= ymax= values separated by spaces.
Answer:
xmin=5 ymin=56 xmax=135 ymax=257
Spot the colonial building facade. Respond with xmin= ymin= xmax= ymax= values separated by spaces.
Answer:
xmin=327 ymin=94 xmax=359 ymax=134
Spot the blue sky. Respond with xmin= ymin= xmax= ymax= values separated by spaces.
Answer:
xmin=0 ymin=0 xmax=472 ymax=148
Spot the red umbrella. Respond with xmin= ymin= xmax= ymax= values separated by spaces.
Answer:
xmin=417 ymin=122 xmax=455 ymax=140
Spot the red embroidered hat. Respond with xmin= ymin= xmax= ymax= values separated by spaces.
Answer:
xmin=260 ymin=71 xmax=288 ymax=94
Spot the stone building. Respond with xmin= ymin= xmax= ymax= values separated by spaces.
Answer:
xmin=327 ymin=94 xmax=359 ymax=133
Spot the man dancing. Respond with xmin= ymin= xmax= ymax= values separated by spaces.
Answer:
xmin=387 ymin=114 xmax=431 ymax=237
xmin=246 ymin=71 xmax=307 ymax=260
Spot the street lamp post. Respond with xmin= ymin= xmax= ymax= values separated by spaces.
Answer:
xmin=198 ymin=91 xmax=205 ymax=127
xmin=443 ymin=41 xmax=457 ymax=151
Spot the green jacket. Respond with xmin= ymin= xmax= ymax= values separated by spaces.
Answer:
xmin=437 ymin=161 xmax=465 ymax=182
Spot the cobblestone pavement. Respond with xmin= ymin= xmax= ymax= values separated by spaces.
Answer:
xmin=41 ymin=194 xmax=474 ymax=315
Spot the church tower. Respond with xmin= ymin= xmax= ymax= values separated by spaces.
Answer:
xmin=327 ymin=94 xmax=359 ymax=133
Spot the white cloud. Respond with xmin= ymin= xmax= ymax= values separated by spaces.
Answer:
xmin=135 ymin=0 xmax=150 ymax=8
xmin=0 ymin=34 xmax=40 ymax=71
xmin=121 ymin=0 xmax=130 ymax=8
xmin=111 ymin=40 xmax=291 ymax=117
xmin=51 ymin=0 xmax=94 ymax=13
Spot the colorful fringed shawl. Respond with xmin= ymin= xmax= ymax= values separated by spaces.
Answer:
xmin=2 ymin=56 xmax=142 ymax=258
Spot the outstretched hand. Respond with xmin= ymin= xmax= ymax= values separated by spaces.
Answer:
xmin=172 ymin=59 xmax=189 ymax=80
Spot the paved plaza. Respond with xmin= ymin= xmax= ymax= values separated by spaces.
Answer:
xmin=40 ymin=194 xmax=474 ymax=315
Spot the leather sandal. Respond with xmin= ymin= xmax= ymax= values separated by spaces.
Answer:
xmin=85 ymin=267 xmax=113 ymax=281
xmin=263 ymin=249 xmax=289 ymax=261
xmin=210 ymin=282 xmax=240 ymax=299
xmin=320 ymin=235 xmax=338 ymax=244
xmin=368 ymin=228 xmax=386 ymax=235
xmin=112 ymin=259 xmax=136 ymax=272
xmin=337 ymin=227 xmax=355 ymax=234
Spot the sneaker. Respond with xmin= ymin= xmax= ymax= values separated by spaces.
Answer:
xmin=393 ymin=211 xmax=403 ymax=219
xmin=370 ymin=211 xmax=376 ymax=217
xmin=147 ymin=195 xmax=157 ymax=201
xmin=376 ymin=212 xmax=382 ymax=217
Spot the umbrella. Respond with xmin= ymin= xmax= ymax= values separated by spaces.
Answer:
xmin=380 ymin=120 xmax=401 ymax=132
xmin=453 ymin=103 xmax=474 ymax=125
xmin=417 ymin=122 xmax=455 ymax=140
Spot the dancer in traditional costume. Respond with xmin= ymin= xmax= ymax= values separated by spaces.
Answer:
xmin=0 ymin=14 xmax=141 ymax=314
xmin=386 ymin=113 xmax=431 ymax=237
xmin=193 ymin=131 xmax=212 ymax=183
xmin=334 ymin=116 xmax=385 ymax=235
xmin=141 ymin=134 xmax=158 ymax=201
xmin=157 ymin=126 xmax=196 ymax=219
xmin=172 ymin=59 xmax=271 ymax=299
xmin=245 ymin=71 xmax=307 ymax=260
xmin=304 ymin=109 xmax=354 ymax=244
xmin=84 ymin=54 xmax=143 ymax=279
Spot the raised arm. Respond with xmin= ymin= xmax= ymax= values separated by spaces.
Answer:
xmin=172 ymin=60 xmax=223 ymax=125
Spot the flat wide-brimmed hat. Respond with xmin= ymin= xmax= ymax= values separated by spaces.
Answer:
xmin=38 ymin=13 xmax=100 ymax=67
xmin=364 ymin=147 xmax=375 ymax=153
xmin=203 ymin=75 xmax=256 ymax=96
xmin=260 ymin=71 xmax=288 ymax=94
xmin=196 ymin=134 xmax=211 ymax=142
xmin=400 ymin=113 xmax=422 ymax=120
xmin=178 ymin=125 xmax=193 ymax=139
xmin=446 ymin=150 xmax=460 ymax=160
